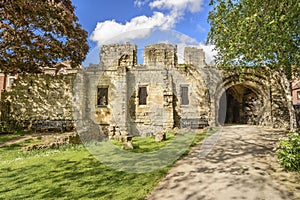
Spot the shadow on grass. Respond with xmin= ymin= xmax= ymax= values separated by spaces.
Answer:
xmin=86 ymin=131 xmax=197 ymax=173
xmin=0 ymin=146 xmax=169 ymax=199
xmin=0 ymin=129 xmax=213 ymax=199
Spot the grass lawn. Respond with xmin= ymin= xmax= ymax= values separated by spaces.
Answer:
xmin=0 ymin=129 xmax=213 ymax=199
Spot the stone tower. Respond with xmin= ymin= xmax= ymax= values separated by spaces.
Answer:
xmin=184 ymin=47 xmax=206 ymax=67
xmin=144 ymin=43 xmax=177 ymax=67
xmin=100 ymin=42 xmax=137 ymax=69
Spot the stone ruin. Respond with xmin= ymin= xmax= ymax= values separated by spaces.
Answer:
xmin=0 ymin=42 xmax=294 ymax=143
xmin=22 ymin=132 xmax=81 ymax=151
xmin=0 ymin=43 xmax=295 ymax=149
xmin=73 ymin=42 xmax=293 ymax=141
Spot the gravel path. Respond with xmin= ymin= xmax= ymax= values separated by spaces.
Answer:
xmin=146 ymin=125 xmax=300 ymax=200
xmin=0 ymin=135 xmax=36 ymax=148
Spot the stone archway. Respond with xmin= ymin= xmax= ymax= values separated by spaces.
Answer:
xmin=219 ymin=84 xmax=261 ymax=125
xmin=214 ymin=69 xmax=273 ymax=127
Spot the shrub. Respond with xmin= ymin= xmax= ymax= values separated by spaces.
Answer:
xmin=277 ymin=132 xmax=300 ymax=171
xmin=0 ymin=121 xmax=8 ymax=133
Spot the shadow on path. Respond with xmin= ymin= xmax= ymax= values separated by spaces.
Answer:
xmin=147 ymin=125 xmax=300 ymax=200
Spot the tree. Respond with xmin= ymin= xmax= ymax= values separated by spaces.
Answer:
xmin=207 ymin=0 xmax=299 ymax=79
xmin=0 ymin=0 xmax=89 ymax=74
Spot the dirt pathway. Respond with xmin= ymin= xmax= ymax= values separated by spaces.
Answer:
xmin=0 ymin=135 xmax=37 ymax=148
xmin=0 ymin=132 xmax=66 ymax=148
xmin=147 ymin=125 xmax=300 ymax=200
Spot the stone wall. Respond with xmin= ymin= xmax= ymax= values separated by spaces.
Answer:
xmin=1 ymin=74 xmax=75 ymax=130
xmin=270 ymin=70 xmax=294 ymax=128
xmin=0 ymin=43 xmax=294 ymax=134
xmin=127 ymin=68 xmax=167 ymax=136
xmin=73 ymin=43 xmax=294 ymax=137
xmin=171 ymin=66 xmax=211 ymax=127
xmin=74 ymin=43 xmax=212 ymax=137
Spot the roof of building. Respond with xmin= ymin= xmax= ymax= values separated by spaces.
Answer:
xmin=293 ymin=80 xmax=300 ymax=90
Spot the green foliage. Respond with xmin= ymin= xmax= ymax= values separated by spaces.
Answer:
xmin=0 ymin=121 xmax=8 ymax=132
xmin=208 ymin=0 xmax=300 ymax=79
xmin=178 ymin=64 xmax=192 ymax=68
xmin=0 ymin=0 xmax=89 ymax=74
xmin=277 ymin=132 xmax=300 ymax=171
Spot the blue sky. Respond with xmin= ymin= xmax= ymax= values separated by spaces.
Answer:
xmin=71 ymin=0 xmax=215 ymax=66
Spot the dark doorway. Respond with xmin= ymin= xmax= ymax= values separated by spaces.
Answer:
xmin=226 ymin=93 xmax=241 ymax=123
xmin=218 ymin=85 xmax=259 ymax=125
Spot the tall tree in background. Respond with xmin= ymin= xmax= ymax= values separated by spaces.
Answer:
xmin=0 ymin=0 xmax=89 ymax=74
xmin=207 ymin=0 xmax=299 ymax=79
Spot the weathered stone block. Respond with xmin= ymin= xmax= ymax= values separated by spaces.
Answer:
xmin=155 ymin=132 xmax=166 ymax=142
xmin=122 ymin=141 xmax=134 ymax=149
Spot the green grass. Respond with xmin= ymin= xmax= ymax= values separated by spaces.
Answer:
xmin=113 ymin=131 xmax=176 ymax=153
xmin=0 ymin=145 xmax=169 ymax=200
xmin=112 ymin=129 xmax=215 ymax=153
xmin=0 ymin=128 xmax=214 ymax=199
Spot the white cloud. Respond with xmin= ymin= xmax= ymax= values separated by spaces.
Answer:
xmin=150 ymin=0 xmax=204 ymax=13
xmin=197 ymin=23 xmax=206 ymax=33
xmin=134 ymin=0 xmax=150 ymax=7
xmin=90 ymin=0 xmax=207 ymax=58
xmin=177 ymin=43 xmax=188 ymax=63
xmin=90 ymin=12 xmax=176 ymax=46
xmin=176 ymin=33 xmax=197 ymax=44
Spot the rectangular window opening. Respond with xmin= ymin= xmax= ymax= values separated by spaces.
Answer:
xmin=97 ymin=87 xmax=108 ymax=107
xmin=8 ymin=78 xmax=15 ymax=87
xmin=138 ymin=86 xmax=147 ymax=105
xmin=297 ymin=91 xmax=300 ymax=100
xmin=181 ymin=86 xmax=189 ymax=105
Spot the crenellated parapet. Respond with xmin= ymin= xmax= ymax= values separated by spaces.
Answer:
xmin=99 ymin=42 xmax=208 ymax=69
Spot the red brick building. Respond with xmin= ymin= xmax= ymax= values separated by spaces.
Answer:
xmin=0 ymin=73 xmax=17 ymax=100
xmin=292 ymin=80 xmax=300 ymax=105
xmin=292 ymin=79 xmax=300 ymax=127
xmin=43 ymin=61 xmax=79 ymax=76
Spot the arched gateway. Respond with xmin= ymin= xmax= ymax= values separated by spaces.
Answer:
xmin=215 ymin=68 xmax=293 ymax=128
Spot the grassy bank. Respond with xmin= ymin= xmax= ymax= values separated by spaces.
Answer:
xmin=0 ymin=145 xmax=169 ymax=199
xmin=0 ymin=129 xmax=212 ymax=199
